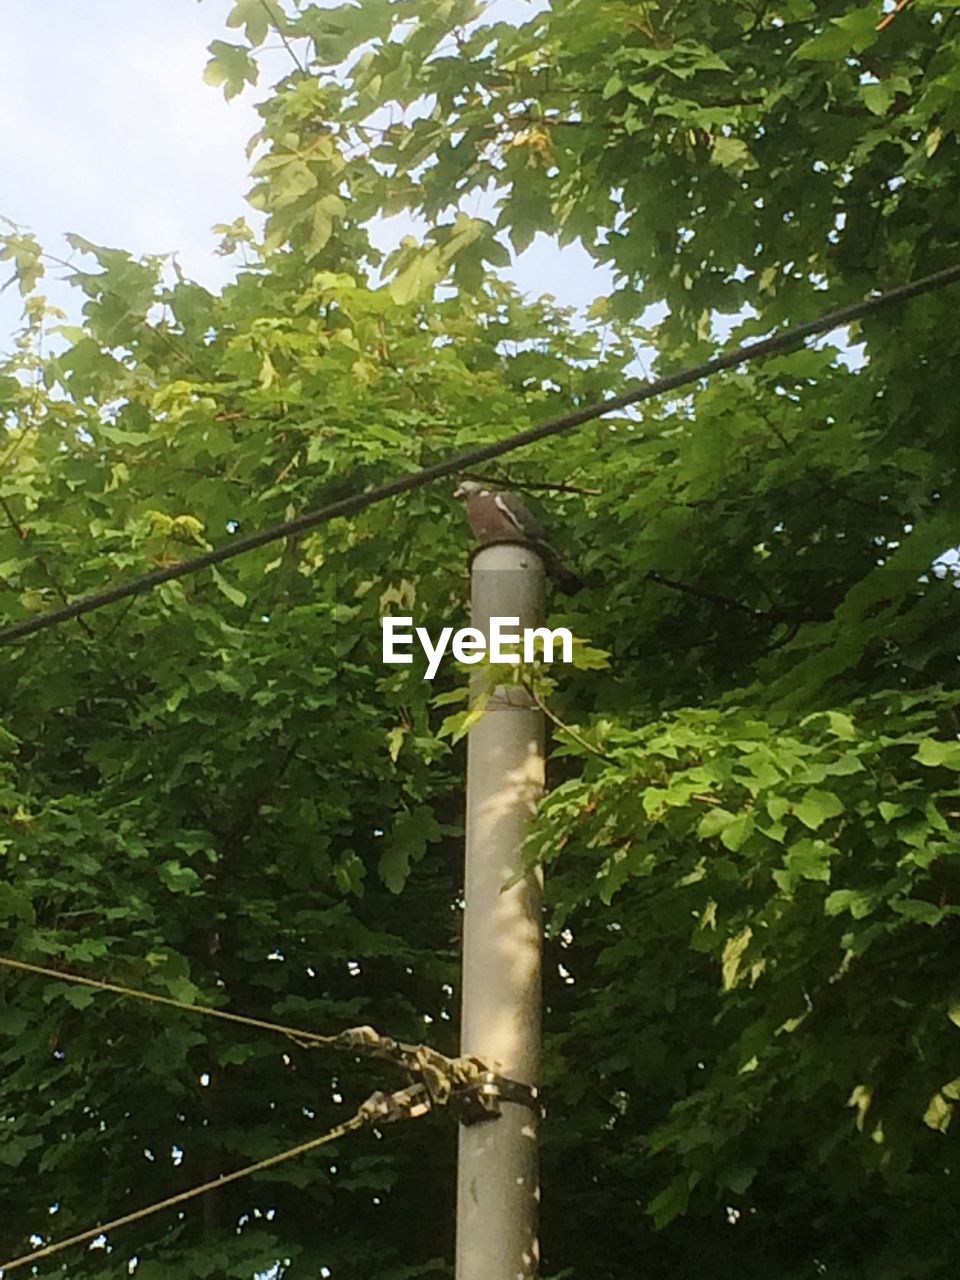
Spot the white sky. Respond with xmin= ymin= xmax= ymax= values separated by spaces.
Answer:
xmin=1 ymin=0 xmax=608 ymax=347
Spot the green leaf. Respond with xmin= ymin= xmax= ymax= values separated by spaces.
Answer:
xmin=697 ymin=807 xmax=736 ymax=839
xmin=0 ymin=882 xmax=35 ymax=924
xmin=0 ymin=1135 xmax=42 ymax=1168
xmin=568 ymin=639 xmax=611 ymax=671
xmin=438 ymin=692 xmax=490 ymax=744
xmin=711 ymin=137 xmax=757 ymax=175
xmin=388 ymin=247 xmax=444 ymax=304
xmin=878 ymin=801 xmax=908 ymax=822
xmin=766 ymin=796 xmax=791 ymax=822
xmin=796 ymin=7 xmax=880 ymax=60
xmin=721 ymin=1164 xmax=756 ymax=1195
xmin=824 ymin=888 xmax=874 ymax=919
xmin=218 ymin=1042 xmax=261 ymax=1065
xmin=648 ymin=1176 xmax=689 ymax=1228
xmin=721 ymin=926 xmax=753 ymax=990
xmin=891 ymin=898 xmax=944 ymax=925
xmin=307 ymin=193 xmax=346 ymax=258
xmin=226 ymin=0 xmax=272 ymax=47
xmin=431 ymin=687 xmax=470 ymax=707
xmin=158 ymin=860 xmax=202 ymax=894
xmin=827 ymin=712 xmax=856 ymax=740
xmin=916 ymin=738 xmax=960 ymax=770
xmin=203 ymin=40 xmax=258 ymax=99
xmin=334 ymin=850 xmax=367 ymax=895
xmin=386 ymin=725 xmax=407 ymax=762
xmin=784 ymin=838 xmax=834 ymax=882
xmin=719 ymin=812 xmax=754 ymax=852
xmin=62 ymin=987 xmax=97 ymax=1011
xmin=793 ymin=789 xmax=843 ymax=831
xmin=378 ymin=805 xmax=442 ymax=894
xmin=211 ymin=568 xmax=247 ymax=608
xmin=923 ymin=1091 xmax=953 ymax=1133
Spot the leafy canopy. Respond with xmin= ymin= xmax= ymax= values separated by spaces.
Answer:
xmin=2 ymin=1 xmax=960 ymax=1277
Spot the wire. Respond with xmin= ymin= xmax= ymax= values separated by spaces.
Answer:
xmin=2 ymin=259 xmax=959 ymax=648
xmin=0 ymin=955 xmax=337 ymax=1048
xmin=0 ymin=1111 xmax=366 ymax=1274
xmin=0 ymin=956 xmax=481 ymax=1094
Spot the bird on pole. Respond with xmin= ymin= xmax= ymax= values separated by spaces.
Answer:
xmin=454 ymin=480 xmax=583 ymax=593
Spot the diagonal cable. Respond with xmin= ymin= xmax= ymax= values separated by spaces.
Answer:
xmin=0 ymin=1107 xmax=374 ymax=1274
xmin=0 ymin=955 xmax=337 ymax=1048
xmin=0 ymin=956 xmax=480 ymax=1089
xmin=1 ymin=259 xmax=959 ymax=647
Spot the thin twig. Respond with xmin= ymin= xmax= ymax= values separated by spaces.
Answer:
xmin=645 ymin=570 xmax=767 ymax=618
xmin=256 ymin=0 xmax=306 ymax=73
xmin=877 ymin=0 xmax=911 ymax=31
xmin=462 ymin=473 xmax=601 ymax=496
xmin=522 ymin=680 xmax=617 ymax=763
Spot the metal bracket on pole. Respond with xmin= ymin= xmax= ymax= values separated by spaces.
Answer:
xmin=454 ymin=1072 xmax=540 ymax=1127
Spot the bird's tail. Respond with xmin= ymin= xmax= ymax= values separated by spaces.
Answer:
xmin=537 ymin=543 xmax=584 ymax=594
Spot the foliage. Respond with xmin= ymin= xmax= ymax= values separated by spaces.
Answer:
xmin=3 ymin=0 xmax=960 ymax=1277
xmin=0 ymin=205 xmax=635 ymax=1278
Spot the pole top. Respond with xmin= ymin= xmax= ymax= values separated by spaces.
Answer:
xmin=468 ymin=538 xmax=545 ymax=573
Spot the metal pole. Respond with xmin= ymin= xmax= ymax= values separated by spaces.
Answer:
xmin=456 ymin=540 xmax=545 ymax=1280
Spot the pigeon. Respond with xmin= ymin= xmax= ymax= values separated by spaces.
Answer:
xmin=453 ymin=480 xmax=583 ymax=593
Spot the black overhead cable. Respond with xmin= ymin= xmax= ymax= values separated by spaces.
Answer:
xmin=2 ymin=260 xmax=959 ymax=647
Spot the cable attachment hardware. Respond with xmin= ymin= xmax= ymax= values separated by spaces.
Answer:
xmin=332 ymin=1025 xmax=539 ymax=1127
xmin=453 ymin=1071 xmax=540 ymax=1127
xmin=358 ymin=1083 xmax=432 ymax=1128
xmin=332 ymin=1026 xmax=484 ymax=1106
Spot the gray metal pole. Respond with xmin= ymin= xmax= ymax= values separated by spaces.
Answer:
xmin=456 ymin=540 xmax=545 ymax=1280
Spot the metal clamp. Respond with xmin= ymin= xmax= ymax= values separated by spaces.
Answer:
xmin=358 ymin=1083 xmax=432 ymax=1127
xmin=454 ymin=1071 xmax=540 ymax=1127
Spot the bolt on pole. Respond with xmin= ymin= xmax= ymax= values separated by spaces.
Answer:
xmin=456 ymin=540 xmax=545 ymax=1280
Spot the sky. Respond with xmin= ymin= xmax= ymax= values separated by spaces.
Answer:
xmin=0 ymin=0 xmax=609 ymax=348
